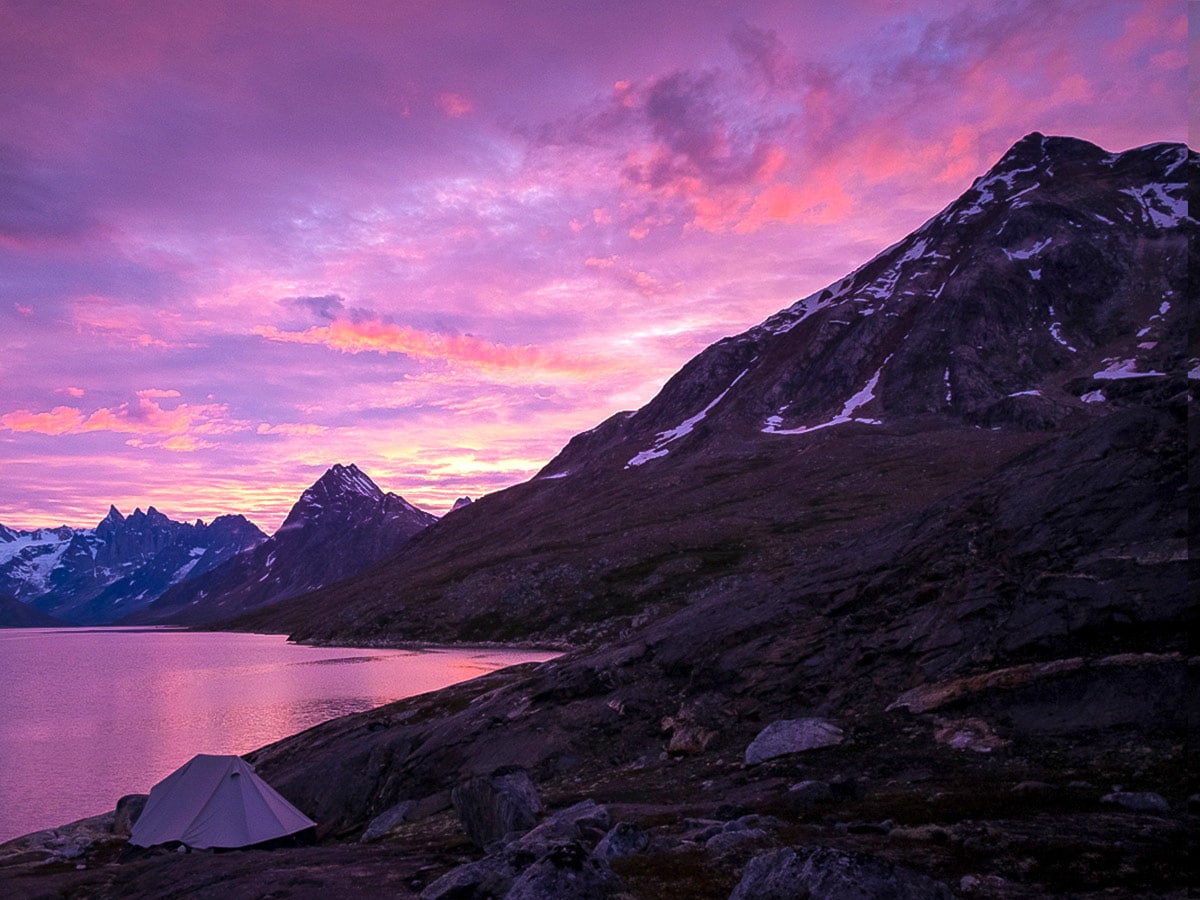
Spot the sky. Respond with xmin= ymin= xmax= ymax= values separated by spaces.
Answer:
xmin=0 ymin=0 xmax=1190 ymax=533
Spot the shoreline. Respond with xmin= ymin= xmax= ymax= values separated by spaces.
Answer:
xmin=0 ymin=631 xmax=562 ymax=846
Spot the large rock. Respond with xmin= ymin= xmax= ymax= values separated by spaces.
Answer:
xmin=450 ymin=767 xmax=543 ymax=849
xmin=1101 ymin=791 xmax=1170 ymax=813
xmin=359 ymin=800 xmax=415 ymax=843
xmin=744 ymin=719 xmax=844 ymax=765
xmin=111 ymin=794 xmax=148 ymax=838
xmin=729 ymin=846 xmax=954 ymax=899
xmin=511 ymin=799 xmax=610 ymax=856
xmin=595 ymin=822 xmax=649 ymax=860
xmin=420 ymin=854 xmax=522 ymax=899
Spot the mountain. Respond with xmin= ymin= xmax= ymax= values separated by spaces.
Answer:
xmin=0 ymin=510 xmax=266 ymax=624
xmin=127 ymin=464 xmax=437 ymax=626
xmin=226 ymin=134 xmax=1191 ymax=648
xmin=0 ymin=590 xmax=68 ymax=627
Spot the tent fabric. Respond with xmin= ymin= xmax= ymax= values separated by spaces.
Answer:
xmin=130 ymin=754 xmax=316 ymax=849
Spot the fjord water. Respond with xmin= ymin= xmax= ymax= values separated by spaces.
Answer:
xmin=0 ymin=628 xmax=558 ymax=843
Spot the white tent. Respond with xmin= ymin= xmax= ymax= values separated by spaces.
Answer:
xmin=130 ymin=754 xmax=316 ymax=849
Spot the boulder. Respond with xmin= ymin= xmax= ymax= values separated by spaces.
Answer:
xmin=360 ymin=800 xmax=416 ymax=843
xmin=112 ymin=794 xmax=149 ymax=837
xmin=595 ymin=822 xmax=649 ymax=860
xmin=729 ymin=846 xmax=954 ymax=899
xmin=744 ymin=719 xmax=843 ymax=765
xmin=420 ymin=854 xmax=522 ymax=899
xmin=1101 ymin=791 xmax=1169 ymax=813
xmin=667 ymin=722 xmax=718 ymax=755
xmin=787 ymin=780 xmax=833 ymax=804
xmin=450 ymin=767 xmax=543 ymax=848
xmin=933 ymin=718 xmax=1009 ymax=753
xmin=704 ymin=828 xmax=771 ymax=858
xmin=511 ymin=799 xmax=610 ymax=855
xmin=504 ymin=841 xmax=622 ymax=900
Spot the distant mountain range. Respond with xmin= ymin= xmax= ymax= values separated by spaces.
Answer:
xmin=0 ymin=464 xmax=436 ymax=627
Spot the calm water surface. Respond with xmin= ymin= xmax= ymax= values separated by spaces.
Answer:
xmin=0 ymin=628 xmax=558 ymax=842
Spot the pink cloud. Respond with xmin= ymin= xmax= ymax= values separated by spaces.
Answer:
xmin=255 ymin=319 xmax=609 ymax=376
xmin=438 ymin=92 xmax=473 ymax=117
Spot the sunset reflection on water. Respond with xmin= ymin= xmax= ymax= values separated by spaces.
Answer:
xmin=0 ymin=629 xmax=558 ymax=842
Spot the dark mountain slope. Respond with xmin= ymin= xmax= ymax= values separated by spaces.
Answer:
xmin=227 ymin=135 xmax=1192 ymax=648
xmin=0 ymin=591 xmax=68 ymax=627
xmin=128 ymin=464 xmax=437 ymax=626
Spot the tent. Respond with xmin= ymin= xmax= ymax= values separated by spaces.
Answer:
xmin=130 ymin=754 xmax=316 ymax=849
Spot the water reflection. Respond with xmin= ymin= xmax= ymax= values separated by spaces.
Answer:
xmin=0 ymin=628 xmax=557 ymax=842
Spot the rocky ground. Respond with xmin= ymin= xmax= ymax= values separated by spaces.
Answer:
xmin=0 ymin=382 xmax=1191 ymax=898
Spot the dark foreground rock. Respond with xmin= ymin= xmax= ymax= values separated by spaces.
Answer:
xmin=451 ymin=767 xmax=544 ymax=849
xmin=730 ymin=846 xmax=955 ymax=899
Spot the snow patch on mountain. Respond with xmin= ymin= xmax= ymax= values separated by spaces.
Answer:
xmin=1093 ymin=358 xmax=1167 ymax=380
xmin=1003 ymin=237 xmax=1053 ymax=260
xmin=763 ymin=356 xmax=892 ymax=436
xmin=1119 ymin=183 xmax=1190 ymax=229
xmin=627 ymin=369 xmax=751 ymax=468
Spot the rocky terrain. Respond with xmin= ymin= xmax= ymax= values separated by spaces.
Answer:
xmin=0 ymin=135 xmax=1191 ymax=897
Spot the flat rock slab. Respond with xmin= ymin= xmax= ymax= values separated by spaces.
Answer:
xmin=730 ymin=845 xmax=954 ymax=899
xmin=745 ymin=718 xmax=844 ymax=764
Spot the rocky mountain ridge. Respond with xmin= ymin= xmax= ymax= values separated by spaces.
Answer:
xmin=126 ymin=464 xmax=438 ymax=626
xmin=542 ymin=134 xmax=1188 ymax=476
xmin=0 ymin=508 xmax=266 ymax=624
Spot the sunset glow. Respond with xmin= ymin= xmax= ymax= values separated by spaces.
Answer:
xmin=0 ymin=0 xmax=1189 ymax=532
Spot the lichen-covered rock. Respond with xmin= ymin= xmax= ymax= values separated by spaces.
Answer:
xmin=729 ymin=846 xmax=954 ymax=899
xmin=504 ymin=841 xmax=622 ymax=900
xmin=744 ymin=719 xmax=843 ymax=764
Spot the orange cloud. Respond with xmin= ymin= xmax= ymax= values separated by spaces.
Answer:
xmin=1 ymin=406 xmax=87 ymax=435
xmin=1 ymin=397 xmax=247 ymax=450
xmin=136 ymin=388 xmax=182 ymax=399
xmin=438 ymin=92 xmax=473 ymax=117
xmin=254 ymin=319 xmax=601 ymax=375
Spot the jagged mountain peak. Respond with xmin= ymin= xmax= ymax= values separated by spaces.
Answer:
xmin=312 ymin=463 xmax=381 ymax=499
xmin=277 ymin=463 xmax=432 ymax=534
